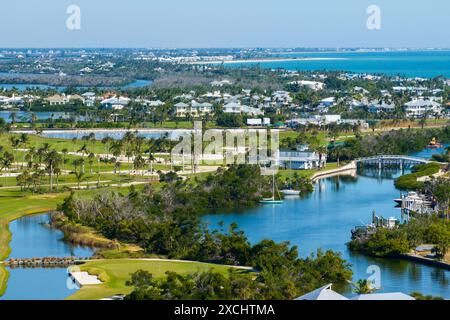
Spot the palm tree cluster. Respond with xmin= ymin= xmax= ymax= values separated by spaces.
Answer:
xmin=99 ymin=131 xmax=169 ymax=175
xmin=16 ymin=142 xmax=62 ymax=193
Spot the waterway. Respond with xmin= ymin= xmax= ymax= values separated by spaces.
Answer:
xmin=0 ymin=111 xmax=86 ymax=123
xmin=0 ymin=79 xmax=152 ymax=92
xmin=203 ymin=146 xmax=450 ymax=298
xmin=1 ymin=147 xmax=449 ymax=299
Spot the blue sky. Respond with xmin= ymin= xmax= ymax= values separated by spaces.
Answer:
xmin=1 ymin=0 xmax=448 ymax=48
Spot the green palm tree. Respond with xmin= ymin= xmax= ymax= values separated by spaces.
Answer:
xmin=316 ymin=146 xmax=328 ymax=169
xmin=61 ymin=148 xmax=69 ymax=171
xmin=44 ymin=150 xmax=62 ymax=192
xmin=353 ymin=279 xmax=374 ymax=294
xmin=9 ymin=111 xmax=17 ymax=124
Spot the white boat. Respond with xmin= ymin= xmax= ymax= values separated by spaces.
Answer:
xmin=280 ymin=189 xmax=300 ymax=196
xmin=394 ymin=191 xmax=433 ymax=207
xmin=260 ymin=166 xmax=284 ymax=204
xmin=260 ymin=197 xmax=284 ymax=204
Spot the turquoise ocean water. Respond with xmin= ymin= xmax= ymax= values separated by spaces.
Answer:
xmin=224 ymin=50 xmax=450 ymax=78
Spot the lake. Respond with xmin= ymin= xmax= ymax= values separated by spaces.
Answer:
xmin=0 ymin=214 xmax=94 ymax=300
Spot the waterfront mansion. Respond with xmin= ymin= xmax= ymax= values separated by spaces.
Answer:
xmin=277 ymin=144 xmax=326 ymax=170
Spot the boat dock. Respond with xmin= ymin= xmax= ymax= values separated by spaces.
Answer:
xmin=351 ymin=211 xmax=399 ymax=240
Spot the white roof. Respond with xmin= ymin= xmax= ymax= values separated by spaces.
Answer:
xmin=352 ymin=293 xmax=415 ymax=300
xmin=82 ymin=92 xmax=96 ymax=97
xmin=295 ymin=284 xmax=348 ymax=300
xmin=321 ymin=97 xmax=335 ymax=103
xmin=148 ymin=100 xmax=165 ymax=107
xmin=405 ymin=99 xmax=440 ymax=107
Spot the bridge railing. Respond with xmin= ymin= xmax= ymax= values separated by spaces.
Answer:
xmin=355 ymin=155 xmax=430 ymax=164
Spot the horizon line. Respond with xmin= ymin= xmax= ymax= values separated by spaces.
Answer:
xmin=1 ymin=47 xmax=450 ymax=50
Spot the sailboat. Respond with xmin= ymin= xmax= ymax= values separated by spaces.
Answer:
xmin=260 ymin=169 xmax=284 ymax=204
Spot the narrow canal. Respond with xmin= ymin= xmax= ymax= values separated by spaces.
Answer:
xmin=1 ymin=147 xmax=449 ymax=299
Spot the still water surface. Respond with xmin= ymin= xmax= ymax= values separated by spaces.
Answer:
xmin=0 ymin=214 xmax=94 ymax=300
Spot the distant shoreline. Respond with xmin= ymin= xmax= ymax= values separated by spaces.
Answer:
xmin=190 ymin=57 xmax=348 ymax=64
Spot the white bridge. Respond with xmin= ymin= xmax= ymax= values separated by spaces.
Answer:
xmin=355 ymin=155 xmax=432 ymax=168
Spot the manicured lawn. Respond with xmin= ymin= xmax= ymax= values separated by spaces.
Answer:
xmin=67 ymin=259 xmax=247 ymax=300
xmin=279 ymin=130 xmax=328 ymax=146
xmin=1 ymin=172 xmax=146 ymax=188
xmin=1 ymin=133 xmax=110 ymax=154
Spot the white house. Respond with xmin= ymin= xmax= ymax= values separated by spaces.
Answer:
xmin=320 ymin=97 xmax=336 ymax=107
xmin=82 ymin=92 xmax=97 ymax=107
xmin=368 ymin=101 xmax=396 ymax=114
xmin=147 ymin=100 xmax=165 ymax=107
xmin=289 ymin=80 xmax=325 ymax=91
xmin=223 ymin=102 xmax=264 ymax=116
xmin=272 ymin=91 xmax=293 ymax=106
xmin=404 ymin=99 xmax=442 ymax=118
xmin=277 ymin=144 xmax=326 ymax=170
xmin=247 ymin=118 xmax=262 ymax=126
xmin=45 ymin=94 xmax=69 ymax=106
xmin=175 ymin=100 xmax=213 ymax=117
xmin=174 ymin=102 xmax=189 ymax=117
xmin=100 ymin=96 xmax=130 ymax=110
xmin=0 ymin=95 xmax=24 ymax=107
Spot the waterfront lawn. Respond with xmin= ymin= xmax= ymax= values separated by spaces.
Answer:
xmin=67 ymin=259 xmax=247 ymax=300
xmin=277 ymin=162 xmax=340 ymax=180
